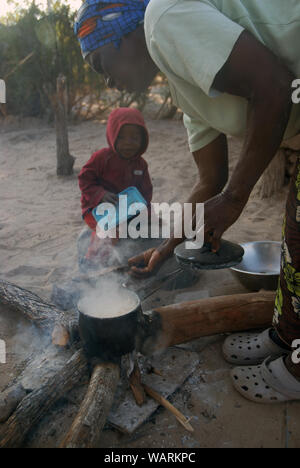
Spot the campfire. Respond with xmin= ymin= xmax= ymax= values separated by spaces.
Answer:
xmin=0 ymin=278 xmax=275 ymax=448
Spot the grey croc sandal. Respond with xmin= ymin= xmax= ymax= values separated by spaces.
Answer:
xmin=222 ymin=328 xmax=288 ymax=366
xmin=230 ymin=356 xmax=300 ymax=404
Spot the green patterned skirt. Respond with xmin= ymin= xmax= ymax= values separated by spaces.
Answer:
xmin=273 ymin=155 xmax=300 ymax=345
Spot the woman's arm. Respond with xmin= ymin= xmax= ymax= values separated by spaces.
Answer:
xmin=162 ymin=133 xmax=229 ymax=254
xmin=129 ymin=134 xmax=228 ymax=276
xmin=215 ymin=30 xmax=294 ymax=198
xmin=189 ymin=134 xmax=228 ymax=204
xmin=204 ymin=30 xmax=295 ymax=250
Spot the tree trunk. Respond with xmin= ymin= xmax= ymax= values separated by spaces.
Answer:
xmin=53 ymin=75 xmax=75 ymax=176
xmin=0 ymin=349 xmax=88 ymax=448
xmin=43 ymin=74 xmax=75 ymax=176
xmin=60 ymin=362 xmax=120 ymax=448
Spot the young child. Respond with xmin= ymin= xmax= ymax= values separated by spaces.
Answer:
xmin=78 ymin=107 xmax=153 ymax=266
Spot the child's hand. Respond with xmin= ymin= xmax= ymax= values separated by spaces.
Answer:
xmin=102 ymin=191 xmax=119 ymax=205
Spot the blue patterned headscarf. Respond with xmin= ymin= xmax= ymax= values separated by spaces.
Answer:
xmin=74 ymin=0 xmax=150 ymax=58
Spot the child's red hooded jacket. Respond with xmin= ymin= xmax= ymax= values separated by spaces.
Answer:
xmin=78 ymin=108 xmax=153 ymax=218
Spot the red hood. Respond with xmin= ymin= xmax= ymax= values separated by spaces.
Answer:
xmin=106 ymin=107 xmax=149 ymax=159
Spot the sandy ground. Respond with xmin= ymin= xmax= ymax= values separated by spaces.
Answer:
xmin=0 ymin=114 xmax=286 ymax=298
xmin=0 ymin=109 xmax=299 ymax=448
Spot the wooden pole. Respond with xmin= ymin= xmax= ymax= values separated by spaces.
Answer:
xmin=54 ymin=74 xmax=75 ymax=176
xmin=43 ymin=75 xmax=75 ymax=176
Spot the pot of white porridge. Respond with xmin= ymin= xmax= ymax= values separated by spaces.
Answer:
xmin=78 ymin=288 xmax=143 ymax=360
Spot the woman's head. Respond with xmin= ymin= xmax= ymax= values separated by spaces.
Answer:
xmin=75 ymin=0 xmax=158 ymax=92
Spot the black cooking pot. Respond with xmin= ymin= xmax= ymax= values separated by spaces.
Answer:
xmin=78 ymin=290 xmax=144 ymax=361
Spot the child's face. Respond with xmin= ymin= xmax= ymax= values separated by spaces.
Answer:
xmin=115 ymin=124 xmax=143 ymax=160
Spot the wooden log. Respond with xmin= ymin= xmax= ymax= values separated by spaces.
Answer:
xmin=60 ymin=362 xmax=120 ymax=448
xmin=0 ymin=279 xmax=72 ymax=345
xmin=141 ymin=291 xmax=275 ymax=354
xmin=0 ymin=384 xmax=27 ymax=423
xmin=0 ymin=281 xmax=77 ymax=422
xmin=0 ymin=344 xmax=72 ymax=423
xmin=0 ymin=349 xmax=88 ymax=448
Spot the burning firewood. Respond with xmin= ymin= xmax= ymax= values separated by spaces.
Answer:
xmin=0 ymin=279 xmax=74 ymax=346
xmin=0 ymin=350 xmax=88 ymax=448
xmin=60 ymin=361 xmax=120 ymax=448
xmin=0 ymin=384 xmax=27 ymax=423
xmin=0 ymin=278 xmax=275 ymax=447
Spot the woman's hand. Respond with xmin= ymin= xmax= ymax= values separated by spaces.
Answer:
xmin=204 ymin=191 xmax=247 ymax=252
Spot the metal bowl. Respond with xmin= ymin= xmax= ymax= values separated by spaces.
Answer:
xmin=230 ymin=241 xmax=281 ymax=291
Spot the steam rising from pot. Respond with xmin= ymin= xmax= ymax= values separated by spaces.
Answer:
xmin=78 ymin=278 xmax=139 ymax=319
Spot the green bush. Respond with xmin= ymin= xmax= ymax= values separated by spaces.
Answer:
xmin=0 ymin=1 xmax=105 ymax=117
